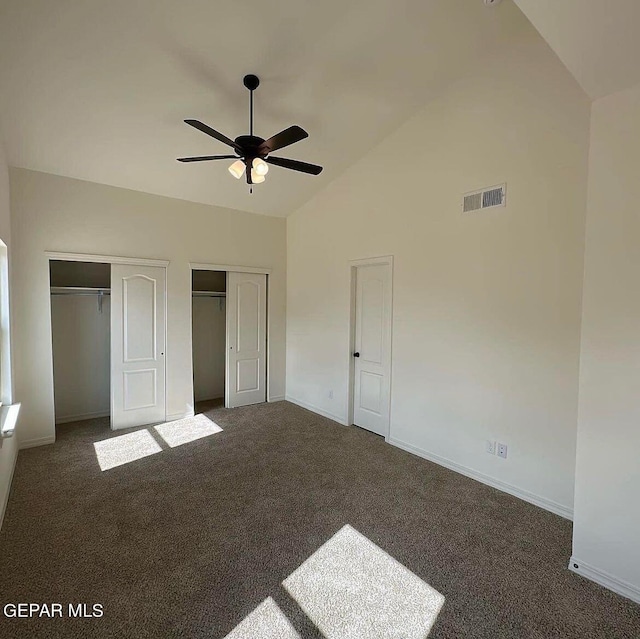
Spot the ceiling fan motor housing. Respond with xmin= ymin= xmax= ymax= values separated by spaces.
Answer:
xmin=234 ymin=135 xmax=267 ymax=163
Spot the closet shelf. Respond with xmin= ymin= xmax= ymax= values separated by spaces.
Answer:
xmin=50 ymin=286 xmax=110 ymax=296
xmin=192 ymin=291 xmax=226 ymax=297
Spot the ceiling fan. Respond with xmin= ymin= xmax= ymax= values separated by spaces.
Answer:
xmin=177 ymin=74 xmax=323 ymax=187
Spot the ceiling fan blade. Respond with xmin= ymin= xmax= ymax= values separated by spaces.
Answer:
xmin=259 ymin=125 xmax=308 ymax=154
xmin=266 ymin=156 xmax=323 ymax=175
xmin=184 ymin=119 xmax=238 ymax=149
xmin=177 ymin=155 xmax=237 ymax=162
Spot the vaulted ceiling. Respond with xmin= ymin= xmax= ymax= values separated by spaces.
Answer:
xmin=513 ymin=0 xmax=640 ymax=100
xmin=0 ymin=0 xmax=529 ymax=216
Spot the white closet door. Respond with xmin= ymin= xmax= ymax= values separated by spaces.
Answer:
xmin=226 ymin=272 xmax=267 ymax=408
xmin=353 ymin=263 xmax=392 ymax=437
xmin=111 ymin=265 xmax=166 ymax=429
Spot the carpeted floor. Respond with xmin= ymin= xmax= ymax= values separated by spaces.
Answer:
xmin=0 ymin=401 xmax=638 ymax=638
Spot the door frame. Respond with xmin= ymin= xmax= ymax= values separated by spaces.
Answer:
xmin=45 ymin=251 xmax=170 ymax=428
xmin=189 ymin=263 xmax=273 ymax=408
xmin=347 ymin=255 xmax=394 ymax=439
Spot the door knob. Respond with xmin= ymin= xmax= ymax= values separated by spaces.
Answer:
xmin=353 ymin=352 xmax=360 ymax=358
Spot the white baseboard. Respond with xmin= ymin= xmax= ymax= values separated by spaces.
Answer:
xmin=0 ymin=438 xmax=18 ymax=531
xmin=569 ymin=556 xmax=640 ymax=604
xmin=285 ymin=396 xmax=348 ymax=425
xmin=165 ymin=411 xmax=196 ymax=422
xmin=55 ymin=410 xmax=110 ymax=424
xmin=281 ymin=399 xmax=573 ymax=520
xmin=268 ymin=396 xmax=285 ymax=403
xmin=388 ymin=437 xmax=573 ymax=521
xmin=19 ymin=435 xmax=56 ymax=450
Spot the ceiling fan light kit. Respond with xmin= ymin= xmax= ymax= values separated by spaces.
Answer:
xmin=228 ymin=159 xmax=245 ymax=179
xmin=250 ymin=169 xmax=265 ymax=184
xmin=178 ymin=74 xmax=322 ymax=190
xmin=252 ymin=157 xmax=269 ymax=176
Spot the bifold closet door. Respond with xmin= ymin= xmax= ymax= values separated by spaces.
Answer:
xmin=111 ymin=264 xmax=166 ymax=429
xmin=226 ymin=272 xmax=267 ymax=408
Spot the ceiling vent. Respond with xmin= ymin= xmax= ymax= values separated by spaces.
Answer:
xmin=463 ymin=184 xmax=506 ymax=213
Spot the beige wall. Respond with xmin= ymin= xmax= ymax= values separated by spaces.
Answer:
xmin=287 ymin=30 xmax=590 ymax=516
xmin=572 ymin=82 xmax=640 ymax=599
xmin=10 ymin=169 xmax=286 ymax=446
xmin=0 ymin=141 xmax=16 ymax=528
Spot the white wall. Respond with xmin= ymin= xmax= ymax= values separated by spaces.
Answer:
xmin=192 ymin=297 xmax=226 ymax=402
xmin=571 ymin=83 xmax=640 ymax=601
xmin=0 ymin=141 xmax=16 ymax=528
xmin=51 ymin=295 xmax=110 ymax=422
xmin=287 ymin=29 xmax=590 ymax=517
xmin=10 ymin=169 xmax=286 ymax=447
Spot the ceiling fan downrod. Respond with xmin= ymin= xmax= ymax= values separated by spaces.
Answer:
xmin=243 ymin=74 xmax=260 ymax=138
xmin=243 ymin=74 xmax=260 ymax=192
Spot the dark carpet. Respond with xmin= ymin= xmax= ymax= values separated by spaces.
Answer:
xmin=0 ymin=401 xmax=638 ymax=638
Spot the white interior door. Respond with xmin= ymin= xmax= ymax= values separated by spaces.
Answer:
xmin=111 ymin=264 xmax=166 ymax=429
xmin=353 ymin=262 xmax=392 ymax=437
xmin=226 ymin=272 xmax=267 ymax=408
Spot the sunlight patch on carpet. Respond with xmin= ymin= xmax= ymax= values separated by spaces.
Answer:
xmin=223 ymin=597 xmax=301 ymax=639
xmin=154 ymin=414 xmax=223 ymax=448
xmin=93 ymin=430 xmax=162 ymax=471
xmin=283 ymin=524 xmax=444 ymax=638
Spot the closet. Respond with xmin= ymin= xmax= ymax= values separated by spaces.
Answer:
xmin=50 ymin=258 xmax=167 ymax=431
xmin=50 ymin=260 xmax=111 ymax=427
xmin=191 ymin=270 xmax=226 ymax=408
xmin=49 ymin=258 xmax=267 ymax=431
xmin=191 ymin=268 xmax=268 ymax=409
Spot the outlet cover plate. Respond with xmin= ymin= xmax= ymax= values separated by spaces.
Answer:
xmin=486 ymin=440 xmax=496 ymax=454
xmin=497 ymin=442 xmax=508 ymax=459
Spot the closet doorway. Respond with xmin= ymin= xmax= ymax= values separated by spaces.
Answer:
xmin=50 ymin=260 xmax=111 ymax=429
xmin=191 ymin=270 xmax=227 ymax=412
xmin=49 ymin=255 xmax=168 ymax=432
xmin=191 ymin=264 xmax=268 ymax=410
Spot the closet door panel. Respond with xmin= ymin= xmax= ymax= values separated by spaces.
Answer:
xmin=111 ymin=265 xmax=166 ymax=429
xmin=122 ymin=276 xmax=156 ymax=361
xmin=226 ymin=272 xmax=266 ymax=408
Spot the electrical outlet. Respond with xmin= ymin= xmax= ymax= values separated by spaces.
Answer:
xmin=328 ymin=390 xmax=333 ymax=399
xmin=486 ymin=440 xmax=496 ymax=455
xmin=497 ymin=442 xmax=508 ymax=459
